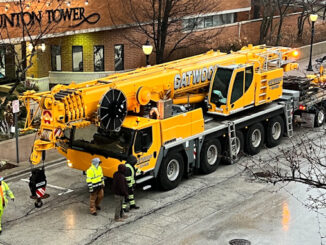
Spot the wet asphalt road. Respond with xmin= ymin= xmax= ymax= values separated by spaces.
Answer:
xmin=0 ymin=126 xmax=326 ymax=245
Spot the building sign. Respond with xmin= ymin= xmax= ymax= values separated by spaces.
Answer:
xmin=0 ymin=7 xmax=100 ymax=28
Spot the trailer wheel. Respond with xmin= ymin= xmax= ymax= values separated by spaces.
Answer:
xmin=245 ymin=123 xmax=265 ymax=155
xmin=200 ymin=138 xmax=221 ymax=174
xmin=158 ymin=152 xmax=184 ymax=191
xmin=266 ymin=116 xmax=284 ymax=148
xmin=314 ymin=109 xmax=325 ymax=127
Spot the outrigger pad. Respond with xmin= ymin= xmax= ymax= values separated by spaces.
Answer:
xmin=98 ymin=89 xmax=127 ymax=131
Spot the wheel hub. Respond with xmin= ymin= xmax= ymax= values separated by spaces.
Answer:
xmin=271 ymin=122 xmax=281 ymax=140
xmin=317 ymin=110 xmax=325 ymax=125
xmin=251 ymin=129 xmax=261 ymax=148
xmin=167 ymin=159 xmax=180 ymax=181
xmin=207 ymin=145 xmax=218 ymax=166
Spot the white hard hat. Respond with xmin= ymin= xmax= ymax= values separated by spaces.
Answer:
xmin=92 ymin=158 xmax=101 ymax=164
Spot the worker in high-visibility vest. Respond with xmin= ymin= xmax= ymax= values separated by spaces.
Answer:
xmin=86 ymin=158 xmax=104 ymax=216
xmin=123 ymin=155 xmax=143 ymax=212
xmin=0 ymin=177 xmax=14 ymax=235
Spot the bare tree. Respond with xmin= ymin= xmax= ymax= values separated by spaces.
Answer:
xmin=108 ymin=0 xmax=222 ymax=64
xmin=244 ymin=129 xmax=326 ymax=209
xmin=256 ymin=0 xmax=277 ymax=44
xmin=0 ymin=0 xmax=62 ymax=136
xmin=275 ymin=0 xmax=294 ymax=46
xmin=295 ymin=0 xmax=326 ymax=41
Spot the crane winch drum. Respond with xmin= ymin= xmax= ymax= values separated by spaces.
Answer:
xmin=98 ymin=89 xmax=128 ymax=131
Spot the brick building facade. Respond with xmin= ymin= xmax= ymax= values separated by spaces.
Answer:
xmin=1 ymin=0 xmax=324 ymax=85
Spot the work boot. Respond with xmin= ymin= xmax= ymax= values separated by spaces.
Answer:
xmin=0 ymin=230 xmax=2 ymax=235
xmin=130 ymin=205 xmax=140 ymax=210
xmin=96 ymin=206 xmax=101 ymax=211
xmin=122 ymin=214 xmax=128 ymax=219
xmin=123 ymin=208 xmax=129 ymax=213
xmin=114 ymin=218 xmax=124 ymax=222
xmin=92 ymin=212 xmax=97 ymax=216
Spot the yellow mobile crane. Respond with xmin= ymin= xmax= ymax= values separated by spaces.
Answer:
xmin=22 ymin=44 xmax=302 ymax=190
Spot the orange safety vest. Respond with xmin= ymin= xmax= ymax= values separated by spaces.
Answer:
xmin=0 ymin=187 xmax=4 ymax=208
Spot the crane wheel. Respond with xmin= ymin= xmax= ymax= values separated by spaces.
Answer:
xmin=158 ymin=152 xmax=184 ymax=191
xmin=200 ymin=138 xmax=221 ymax=173
xmin=245 ymin=123 xmax=265 ymax=155
xmin=266 ymin=116 xmax=284 ymax=148
xmin=314 ymin=108 xmax=325 ymax=127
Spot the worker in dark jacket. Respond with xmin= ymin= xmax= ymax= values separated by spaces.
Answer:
xmin=123 ymin=155 xmax=142 ymax=212
xmin=112 ymin=164 xmax=129 ymax=222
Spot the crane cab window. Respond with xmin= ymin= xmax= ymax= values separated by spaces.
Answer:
xmin=134 ymin=127 xmax=153 ymax=153
xmin=231 ymin=71 xmax=244 ymax=104
xmin=245 ymin=66 xmax=253 ymax=91
xmin=211 ymin=68 xmax=233 ymax=106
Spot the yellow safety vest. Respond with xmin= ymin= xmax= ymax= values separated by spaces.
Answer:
xmin=86 ymin=165 xmax=104 ymax=191
xmin=125 ymin=163 xmax=141 ymax=187
xmin=0 ymin=181 xmax=14 ymax=210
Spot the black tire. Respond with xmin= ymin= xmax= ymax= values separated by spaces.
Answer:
xmin=224 ymin=130 xmax=244 ymax=165
xmin=266 ymin=116 xmax=284 ymax=148
xmin=245 ymin=123 xmax=265 ymax=155
xmin=158 ymin=152 xmax=184 ymax=191
xmin=314 ymin=109 xmax=325 ymax=127
xmin=200 ymin=138 xmax=222 ymax=174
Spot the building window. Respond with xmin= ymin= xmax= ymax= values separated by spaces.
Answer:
xmin=72 ymin=46 xmax=83 ymax=72
xmin=0 ymin=47 xmax=5 ymax=78
xmin=94 ymin=46 xmax=104 ymax=72
xmin=114 ymin=44 xmax=124 ymax=71
xmin=183 ymin=13 xmax=236 ymax=31
xmin=51 ymin=45 xmax=61 ymax=71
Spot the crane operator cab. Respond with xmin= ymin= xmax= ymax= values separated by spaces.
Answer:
xmin=207 ymin=64 xmax=256 ymax=116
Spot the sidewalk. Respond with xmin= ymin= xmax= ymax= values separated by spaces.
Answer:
xmin=0 ymin=53 xmax=324 ymax=180
xmin=0 ymin=149 xmax=65 ymax=179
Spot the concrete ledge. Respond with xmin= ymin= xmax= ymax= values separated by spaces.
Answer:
xmin=298 ymin=41 xmax=326 ymax=60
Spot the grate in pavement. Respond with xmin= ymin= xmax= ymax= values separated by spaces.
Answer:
xmin=229 ymin=239 xmax=251 ymax=245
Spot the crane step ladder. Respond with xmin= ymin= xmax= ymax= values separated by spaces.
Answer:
xmin=285 ymin=102 xmax=294 ymax=137
xmin=227 ymin=121 xmax=238 ymax=164
xmin=258 ymin=78 xmax=268 ymax=104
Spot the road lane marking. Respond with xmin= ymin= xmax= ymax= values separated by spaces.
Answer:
xmin=21 ymin=179 xmax=74 ymax=196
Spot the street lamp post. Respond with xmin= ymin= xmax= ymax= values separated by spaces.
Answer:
xmin=142 ymin=40 xmax=153 ymax=66
xmin=307 ymin=14 xmax=318 ymax=71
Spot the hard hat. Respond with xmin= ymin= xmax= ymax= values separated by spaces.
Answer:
xmin=92 ymin=158 xmax=102 ymax=165
xmin=0 ymin=176 xmax=3 ymax=181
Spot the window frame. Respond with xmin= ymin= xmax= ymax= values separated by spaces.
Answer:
xmin=93 ymin=45 xmax=105 ymax=72
xmin=114 ymin=44 xmax=124 ymax=71
xmin=134 ymin=127 xmax=153 ymax=153
xmin=51 ymin=45 xmax=62 ymax=72
xmin=72 ymin=46 xmax=83 ymax=72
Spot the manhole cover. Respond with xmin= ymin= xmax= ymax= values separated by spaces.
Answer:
xmin=229 ymin=239 xmax=251 ymax=245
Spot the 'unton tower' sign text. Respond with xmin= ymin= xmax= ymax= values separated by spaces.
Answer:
xmin=0 ymin=7 xmax=100 ymax=28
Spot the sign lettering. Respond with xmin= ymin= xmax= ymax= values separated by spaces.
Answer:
xmin=0 ymin=7 xmax=100 ymax=28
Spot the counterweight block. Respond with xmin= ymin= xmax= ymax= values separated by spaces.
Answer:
xmin=98 ymin=89 xmax=127 ymax=131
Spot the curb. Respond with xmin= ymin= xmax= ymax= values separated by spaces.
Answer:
xmin=5 ymin=157 xmax=66 ymax=181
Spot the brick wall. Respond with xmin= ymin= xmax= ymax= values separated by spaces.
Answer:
xmin=26 ymin=12 xmax=326 ymax=79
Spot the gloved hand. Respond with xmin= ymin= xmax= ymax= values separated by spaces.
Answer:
xmin=89 ymin=188 xmax=93 ymax=193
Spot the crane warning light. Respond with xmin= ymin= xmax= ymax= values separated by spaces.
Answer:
xmin=292 ymin=50 xmax=299 ymax=57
